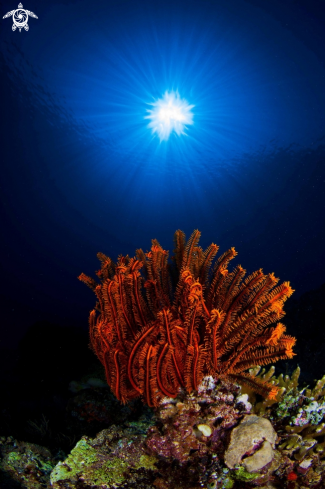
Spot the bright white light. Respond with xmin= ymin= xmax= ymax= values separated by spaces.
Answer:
xmin=145 ymin=90 xmax=194 ymax=142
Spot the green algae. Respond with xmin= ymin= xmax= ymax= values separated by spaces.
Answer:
xmin=137 ymin=453 xmax=157 ymax=470
xmin=7 ymin=451 xmax=22 ymax=463
xmin=231 ymin=466 xmax=261 ymax=482
xmin=93 ymin=456 xmax=129 ymax=486
xmin=50 ymin=438 xmax=98 ymax=484
xmin=1 ymin=441 xmax=56 ymax=489
xmin=223 ymin=479 xmax=234 ymax=488
xmin=50 ymin=431 xmax=158 ymax=488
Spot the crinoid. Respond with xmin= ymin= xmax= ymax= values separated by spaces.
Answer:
xmin=78 ymin=230 xmax=296 ymax=407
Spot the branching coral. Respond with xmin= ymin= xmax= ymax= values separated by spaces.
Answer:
xmin=245 ymin=366 xmax=325 ymax=464
xmin=242 ymin=365 xmax=301 ymax=414
xmin=78 ymin=230 xmax=296 ymax=406
xmin=276 ymin=374 xmax=325 ymax=461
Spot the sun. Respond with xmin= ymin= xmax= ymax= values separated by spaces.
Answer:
xmin=145 ymin=90 xmax=194 ymax=142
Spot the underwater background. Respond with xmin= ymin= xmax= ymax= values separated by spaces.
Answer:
xmin=1 ymin=0 xmax=325 ymax=351
xmin=1 ymin=1 xmax=325 ymax=485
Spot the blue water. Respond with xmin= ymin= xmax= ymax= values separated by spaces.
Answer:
xmin=1 ymin=0 xmax=325 ymax=346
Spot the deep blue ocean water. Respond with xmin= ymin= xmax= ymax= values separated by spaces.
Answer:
xmin=1 ymin=0 xmax=325 ymax=347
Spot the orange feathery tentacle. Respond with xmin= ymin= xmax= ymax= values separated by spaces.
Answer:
xmin=127 ymin=324 xmax=156 ymax=394
xmin=79 ymin=229 xmax=296 ymax=406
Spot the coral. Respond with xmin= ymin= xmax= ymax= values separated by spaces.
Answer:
xmin=243 ymin=440 xmax=274 ymax=473
xmin=78 ymin=229 xmax=296 ymax=406
xmin=224 ymin=414 xmax=276 ymax=471
xmin=144 ymin=370 xmax=325 ymax=487
xmin=145 ymin=376 xmax=245 ymax=464
xmin=243 ymin=365 xmax=301 ymax=415
xmin=47 ymin=370 xmax=325 ymax=488
xmin=241 ymin=365 xmax=325 ymax=466
xmin=50 ymin=415 xmax=158 ymax=489
xmin=0 ymin=436 xmax=57 ymax=489
xmin=277 ymin=396 xmax=325 ymax=462
xmin=49 ymin=377 xmax=247 ymax=488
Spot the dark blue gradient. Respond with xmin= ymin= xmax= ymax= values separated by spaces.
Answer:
xmin=1 ymin=0 xmax=325 ymax=347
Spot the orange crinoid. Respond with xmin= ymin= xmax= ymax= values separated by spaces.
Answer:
xmin=78 ymin=230 xmax=296 ymax=407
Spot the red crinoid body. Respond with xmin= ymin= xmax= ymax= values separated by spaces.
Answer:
xmin=78 ymin=230 xmax=295 ymax=407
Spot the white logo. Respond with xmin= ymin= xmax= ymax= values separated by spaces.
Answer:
xmin=3 ymin=3 xmax=38 ymax=32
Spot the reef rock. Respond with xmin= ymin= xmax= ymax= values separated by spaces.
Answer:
xmin=243 ymin=440 xmax=274 ymax=472
xmin=146 ymin=377 xmax=245 ymax=464
xmin=225 ymin=414 xmax=276 ymax=472
xmin=50 ymin=415 xmax=158 ymax=489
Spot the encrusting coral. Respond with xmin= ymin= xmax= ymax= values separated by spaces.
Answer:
xmin=78 ymin=229 xmax=296 ymax=406
xmin=224 ymin=414 xmax=276 ymax=471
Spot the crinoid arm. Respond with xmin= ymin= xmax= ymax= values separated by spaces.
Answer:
xmin=79 ymin=229 xmax=296 ymax=405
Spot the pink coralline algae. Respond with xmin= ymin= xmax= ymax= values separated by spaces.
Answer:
xmin=145 ymin=376 xmax=249 ymax=464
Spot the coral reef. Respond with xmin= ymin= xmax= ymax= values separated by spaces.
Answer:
xmin=78 ymin=230 xmax=296 ymax=406
xmin=145 ymin=376 xmax=244 ymax=465
xmin=2 ymin=367 xmax=325 ymax=488
xmin=6 ymin=232 xmax=325 ymax=488
xmin=242 ymin=365 xmax=325 ymax=464
xmin=0 ymin=436 xmax=57 ymax=489
xmin=48 ymin=372 xmax=325 ymax=489
xmin=50 ymin=413 xmax=157 ymax=489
